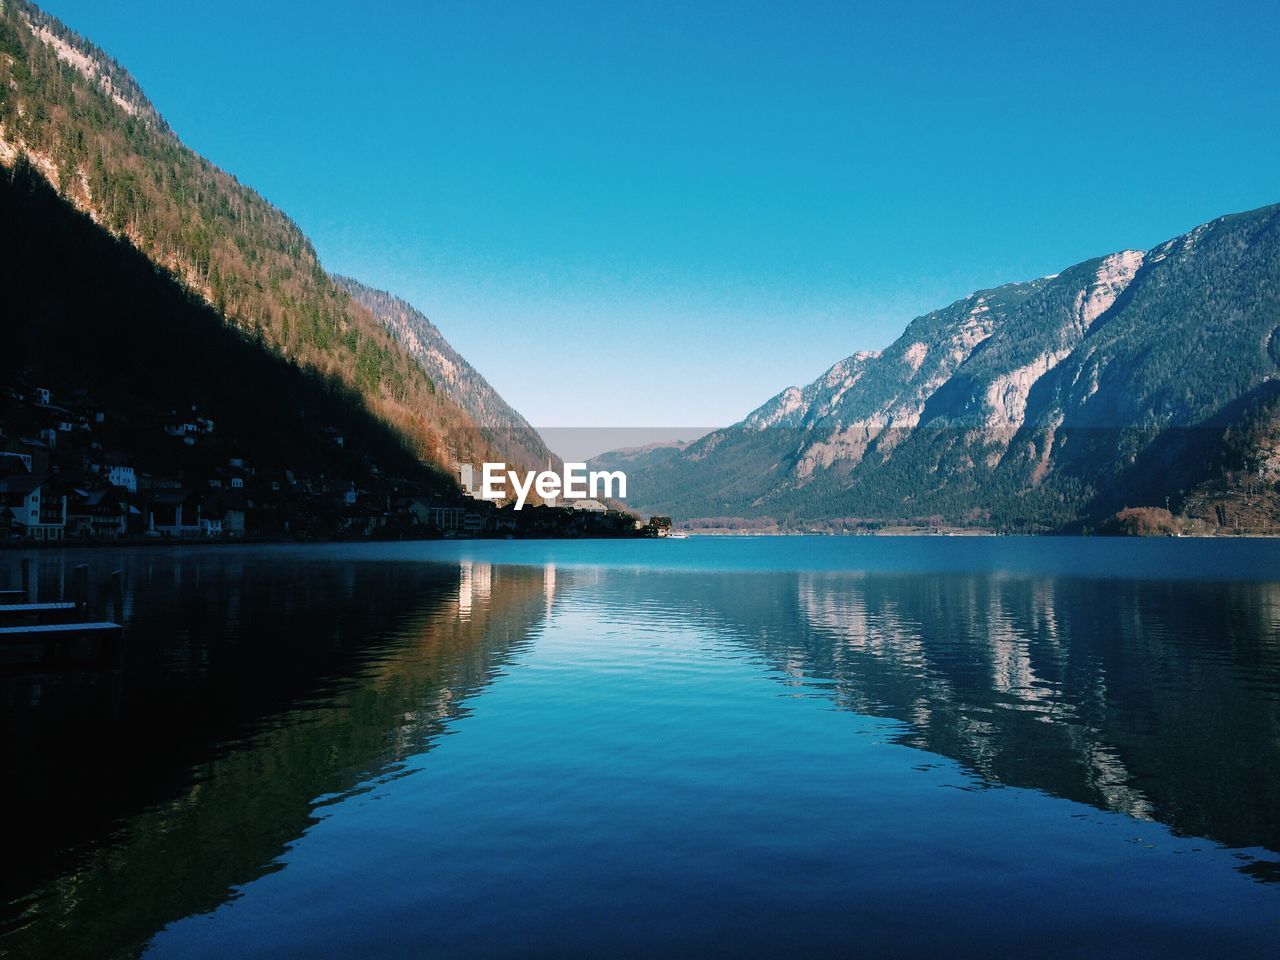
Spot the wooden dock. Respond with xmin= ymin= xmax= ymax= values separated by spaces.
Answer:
xmin=0 ymin=602 xmax=78 ymax=617
xmin=0 ymin=621 xmax=123 ymax=665
xmin=0 ymin=561 xmax=125 ymax=668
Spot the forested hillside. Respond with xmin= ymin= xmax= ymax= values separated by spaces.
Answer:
xmin=0 ymin=159 xmax=451 ymax=490
xmin=336 ymin=277 xmax=556 ymax=474
xmin=615 ymin=203 xmax=1280 ymax=532
xmin=0 ymin=0 xmax=528 ymax=474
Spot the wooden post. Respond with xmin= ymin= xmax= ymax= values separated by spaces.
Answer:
xmin=21 ymin=558 xmax=31 ymax=602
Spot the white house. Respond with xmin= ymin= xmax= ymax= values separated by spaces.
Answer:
xmin=107 ymin=464 xmax=137 ymax=493
xmin=563 ymin=498 xmax=609 ymax=512
xmin=0 ymin=474 xmax=66 ymax=541
xmin=401 ymin=499 xmax=466 ymax=531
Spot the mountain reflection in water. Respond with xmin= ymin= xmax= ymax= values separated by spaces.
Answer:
xmin=1 ymin=541 xmax=1277 ymax=959
xmin=656 ymin=570 xmax=1280 ymax=853
xmin=2 ymin=551 xmax=548 ymax=958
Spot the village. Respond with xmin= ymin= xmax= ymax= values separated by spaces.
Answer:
xmin=0 ymin=384 xmax=671 ymax=543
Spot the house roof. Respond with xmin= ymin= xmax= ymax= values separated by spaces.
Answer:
xmin=70 ymin=488 xmax=125 ymax=509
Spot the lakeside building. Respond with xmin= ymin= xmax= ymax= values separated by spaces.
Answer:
xmin=0 ymin=383 xmax=656 ymax=543
xmin=0 ymin=471 xmax=67 ymax=541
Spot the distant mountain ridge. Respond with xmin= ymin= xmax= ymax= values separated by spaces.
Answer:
xmin=614 ymin=203 xmax=1280 ymax=531
xmin=335 ymin=277 xmax=556 ymax=471
xmin=0 ymin=0 xmax=546 ymax=478
xmin=589 ymin=440 xmax=693 ymax=472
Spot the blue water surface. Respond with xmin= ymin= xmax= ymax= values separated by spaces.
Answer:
xmin=3 ymin=537 xmax=1278 ymax=958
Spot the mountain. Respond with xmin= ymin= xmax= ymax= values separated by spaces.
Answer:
xmin=0 ymin=158 xmax=452 ymax=494
xmin=335 ymin=277 xmax=555 ymax=472
xmin=0 ymin=0 xmax=539 ymax=476
xmin=588 ymin=440 xmax=693 ymax=472
xmin=616 ymin=203 xmax=1280 ymax=532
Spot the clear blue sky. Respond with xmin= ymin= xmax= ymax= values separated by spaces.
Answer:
xmin=40 ymin=0 xmax=1280 ymax=430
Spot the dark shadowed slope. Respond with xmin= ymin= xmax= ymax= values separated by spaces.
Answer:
xmin=0 ymin=0 xmax=526 ymax=473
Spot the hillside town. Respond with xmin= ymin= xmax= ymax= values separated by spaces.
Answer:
xmin=0 ymin=384 xmax=666 ymax=543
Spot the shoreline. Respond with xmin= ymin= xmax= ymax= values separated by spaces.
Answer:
xmin=5 ymin=529 xmax=1279 ymax=551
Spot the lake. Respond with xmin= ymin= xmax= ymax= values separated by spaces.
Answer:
xmin=2 ymin=537 xmax=1279 ymax=958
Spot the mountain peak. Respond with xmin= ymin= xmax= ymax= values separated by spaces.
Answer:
xmin=617 ymin=200 xmax=1280 ymax=530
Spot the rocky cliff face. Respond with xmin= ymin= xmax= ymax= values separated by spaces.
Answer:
xmin=618 ymin=203 xmax=1280 ymax=530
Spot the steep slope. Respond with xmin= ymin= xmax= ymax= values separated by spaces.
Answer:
xmin=335 ymin=277 xmax=556 ymax=473
xmin=1179 ymin=388 xmax=1280 ymax=533
xmin=0 ymin=0 xmax=520 ymax=474
xmin=1008 ymin=208 xmax=1280 ymax=515
xmin=621 ymin=203 xmax=1280 ymax=530
xmin=0 ymin=159 xmax=452 ymax=490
